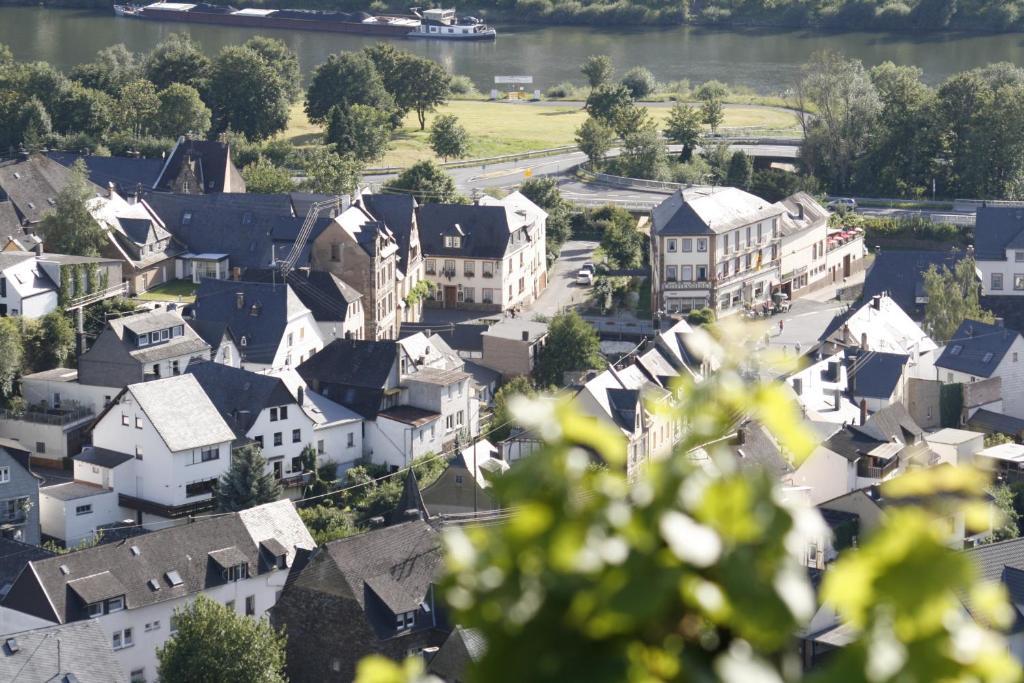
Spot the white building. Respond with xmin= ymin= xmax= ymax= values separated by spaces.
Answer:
xmin=2 ymin=499 xmax=314 ymax=682
xmin=777 ymin=193 xmax=865 ymax=300
xmin=0 ymin=251 xmax=122 ymax=319
xmin=651 ymin=187 xmax=784 ymax=316
xmin=975 ymin=206 xmax=1024 ymax=295
xmin=419 ymin=191 xmax=548 ymax=313
xmin=934 ymin=319 xmax=1024 ymax=419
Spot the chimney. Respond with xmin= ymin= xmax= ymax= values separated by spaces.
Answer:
xmin=796 ymin=202 xmax=804 ymax=220
xmin=874 ymin=245 xmax=881 ymax=255
xmin=827 ymin=360 xmax=840 ymax=382
xmin=107 ymin=181 xmax=116 ymax=199
xmin=32 ymin=236 xmax=43 ymax=256
xmin=833 ymin=387 xmax=842 ymax=411
xmin=871 ymin=295 xmax=881 ymax=310
xmin=425 ymin=328 xmax=431 ymax=337
xmin=792 ymin=377 xmax=803 ymax=396
xmin=297 ymin=386 xmax=304 ymax=406
xmin=861 ymin=332 xmax=868 ymax=351
xmin=522 ymin=330 xmax=530 ymax=342
xmin=859 ymin=399 xmax=868 ymax=426
xmin=235 ymin=292 xmax=244 ymax=310
xmin=735 ymin=427 xmax=745 ymax=445
xmin=231 ymin=267 xmax=241 ymax=281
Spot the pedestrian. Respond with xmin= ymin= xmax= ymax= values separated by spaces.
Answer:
xmin=795 ymin=341 xmax=802 ymax=355
xmin=778 ymin=319 xmax=784 ymax=335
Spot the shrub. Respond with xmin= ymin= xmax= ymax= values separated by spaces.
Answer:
xmin=621 ymin=66 xmax=657 ymax=98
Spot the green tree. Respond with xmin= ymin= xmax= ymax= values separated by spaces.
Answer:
xmin=0 ymin=317 xmax=23 ymax=398
xmin=617 ymin=125 xmax=667 ymax=180
xmin=392 ymin=54 xmax=451 ymax=130
xmin=298 ymin=504 xmax=358 ymax=544
xmin=694 ymin=79 xmax=729 ymax=103
xmin=50 ymin=83 xmax=112 ymax=138
xmin=621 ymin=66 xmax=656 ymax=99
xmin=154 ymin=83 xmax=211 ymax=138
xmin=600 ymin=213 xmax=645 ymax=269
xmin=533 ymin=310 xmax=605 ymax=386
xmin=384 ymin=160 xmax=460 ymax=203
xmin=700 ymin=96 xmax=724 ymax=134
xmin=922 ymin=258 xmax=995 ymax=342
xmin=16 ymin=97 xmax=51 ymax=152
xmin=39 ymin=161 xmax=105 ymax=257
xmin=429 ymin=114 xmax=469 ymax=161
xmin=575 ymin=117 xmax=615 ymax=167
xmin=985 ymin=432 xmax=1015 ymax=448
xmin=143 ymin=33 xmax=212 ymax=94
xmin=491 ymin=376 xmax=535 ymax=442
xmin=214 ymin=445 xmax=282 ymax=513
xmin=989 ymin=484 xmax=1020 ymax=542
xmin=581 ymin=55 xmax=614 ymax=89
xmin=69 ymin=44 xmax=140 ymax=96
xmin=519 ymin=177 xmax=572 ymax=250
xmin=114 ymin=78 xmax=160 ymax=138
xmin=325 ymin=103 xmax=392 ymax=164
xmin=23 ymin=312 xmax=75 ymax=371
xmin=207 ymin=46 xmax=290 ymax=141
xmin=663 ymin=102 xmax=702 ymax=161
xmin=584 ymin=84 xmax=633 ymax=127
xmin=726 ymin=149 xmax=753 ymax=189
xmin=300 ymin=147 xmax=363 ymax=196
xmin=304 ymin=52 xmax=394 ymax=125
xmin=157 ymin=595 xmax=286 ymax=683
xmin=243 ymin=36 xmax=302 ymax=103
xmin=241 ymin=156 xmax=294 ymax=194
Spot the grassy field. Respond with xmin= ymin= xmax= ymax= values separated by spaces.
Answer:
xmin=281 ymin=100 xmax=802 ymax=168
xmin=136 ymin=279 xmax=197 ymax=304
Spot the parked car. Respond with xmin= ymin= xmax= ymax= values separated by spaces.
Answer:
xmin=581 ymin=262 xmax=596 ymax=274
xmin=576 ymin=270 xmax=594 ymax=286
xmin=827 ymin=197 xmax=858 ymax=212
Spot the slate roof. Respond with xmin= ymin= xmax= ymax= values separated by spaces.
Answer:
xmin=652 ymin=187 xmax=782 ymax=237
xmin=0 ymin=438 xmax=34 ymax=477
xmin=823 ymin=403 xmax=923 ymax=462
xmin=144 ymin=192 xmax=332 ymax=271
xmin=74 ymin=446 xmax=134 ymax=469
xmin=0 ymin=200 xmax=26 ymax=246
xmin=0 ymin=620 xmax=125 ymax=683
xmin=417 ymin=203 xmax=523 ymax=259
xmin=2 ymin=500 xmax=312 ymax=624
xmin=0 ymin=538 xmax=54 ymax=594
xmin=360 ymin=193 xmax=417 ymax=271
xmin=481 ymin=319 xmax=548 ymax=342
xmin=967 ymin=409 xmax=1024 ymax=438
xmin=733 ymin=421 xmax=792 ymax=477
xmin=862 ymin=249 xmax=964 ymax=318
xmin=847 ymin=350 xmax=909 ymax=399
xmin=105 ymin=309 xmax=210 ymax=364
xmin=185 ymin=317 xmax=235 ymax=350
xmin=0 ymin=154 xmax=102 ymax=224
xmin=935 ymin=319 xmax=1021 ymax=378
xmin=975 ymin=206 xmax=1024 ymax=260
xmin=243 ymin=268 xmax=361 ymax=324
xmin=127 ymin=374 xmax=236 ymax=451
xmin=464 ymin=360 xmax=500 ymax=388
xmin=47 ymin=151 xmax=165 ymax=193
xmin=319 ymin=520 xmax=441 ymax=614
xmin=298 ymin=339 xmax=397 ymax=390
xmin=409 ymin=323 xmax=487 ymax=353
xmin=193 ymin=278 xmax=305 ymax=365
xmin=186 ymin=360 xmax=296 ymax=437
xmin=428 ymin=627 xmax=486 ymax=681
xmin=378 ymin=406 xmax=440 ymax=427
xmin=154 ymin=138 xmax=244 ymax=194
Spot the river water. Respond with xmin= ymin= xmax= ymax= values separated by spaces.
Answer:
xmin=3 ymin=6 xmax=1024 ymax=92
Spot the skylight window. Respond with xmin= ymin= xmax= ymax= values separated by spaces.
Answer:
xmin=147 ymin=578 xmax=160 ymax=591
xmin=130 ymin=545 xmax=141 ymax=556
xmin=165 ymin=570 xmax=183 ymax=586
xmin=983 ymin=352 xmax=994 ymax=363
xmin=182 ymin=211 xmax=193 ymax=225
xmin=949 ymin=344 xmax=963 ymax=356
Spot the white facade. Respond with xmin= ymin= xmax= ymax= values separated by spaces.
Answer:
xmin=39 ymin=482 xmax=121 ymax=547
xmin=936 ymin=335 xmax=1024 ymax=419
xmin=0 ymin=254 xmax=57 ymax=318
xmin=370 ymin=413 xmax=442 ymax=469
xmin=980 ymin=246 xmax=1024 ymax=296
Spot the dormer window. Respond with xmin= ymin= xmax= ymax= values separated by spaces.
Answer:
xmin=87 ymin=602 xmax=103 ymax=617
xmin=396 ymin=611 xmax=415 ymax=631
xmin=138 ymin=333 xmax=149 ymax=347
xmin=444 ymin=236 xmax=461 ymax=249
xmin=950 ymin=344 xmax=963 ymax=356
xmin=226 ymin=563 xmax=248 ymax=582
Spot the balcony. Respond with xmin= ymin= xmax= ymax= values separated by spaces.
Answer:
xmin=440 ymin=267 xmax=457 ymax=279
xmin=856 ymin=457 xmax=899 ymax=480
xmin=715 ymin=260 xmax=780 ymax=288
xmin=0 ymin=403 xmax=94 ymax=426
xmin=118 ymin=493 xmax=215 ymax=519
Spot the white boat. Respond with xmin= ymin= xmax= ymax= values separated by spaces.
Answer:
xmin=408 ymin=8 xmax=496 ymax=40
xmin=113 ymin=4 xmax=144 ymax=16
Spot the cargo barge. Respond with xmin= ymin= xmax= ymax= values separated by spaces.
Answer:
xmin=112 ymin=3 xmax=497 ymax=39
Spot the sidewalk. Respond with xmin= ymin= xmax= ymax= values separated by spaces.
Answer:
xmin=800 ymin=268 xmax=867 ymax=303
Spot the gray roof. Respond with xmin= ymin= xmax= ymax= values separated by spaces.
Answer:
xmin=0 ymin=620 xmax=125 ymax=683
xmin=47 ymin=151 xmax=165 ymax=194
xmin=298 ymin=339 xmax=396 ymax=390
xmin=193 ymin=278 xmax=305 ymax=365
xmin=733 ymin=421 xmax=792 ymax=477
xmin=128 ymin=374 xmax=236 ymax=451
xmin=0 ymin=200 xmax=27 ymax=246
xmin=429 ymin=627 xmax=486 ymax=681
xmin=185 ymin=360 xmax=296 ymax=438
xmin=935 ymin=319 xmax=1020 ymax=378
xmin=847 ymin=350 xmax=909 ymax=399
xmin=823 ymin=403 xmax=923 ymax=462
xmin=481 ymin=319 xmax=548 ymax=342
xmin=652 ymin=187 xmax=783 ymax=237
xmin=2 ymin=500 xmax=313 ymax=624
xmin=862 ymin=249 xmax=964 ymax=318
xmin=40 ymin=481 xmax=109 ymax=501
xmin=154 ymin=138 xmax=243 ymax=194
xmin=74 ymin=446 xmax=134 ymax=469
xmin=360 ymin=193 xmax=417 ymax=273
xmin=975 ymin=206 xmax=1024 ymax=260
xmin=967 ymin=409 xmax=1024 ymax=437
xmin=778 ymin=192 xmax=828 ymax=236
xmin=412 ymin=323 xmax=488 ymax=353
xmin=464 ymin=360 xmax=500 ymax=388
xmin=0 ymin=154 xmax=102 ymax=224
xmin=0 ymin=538 xmax=54 ymax=593
xmin=417 ymin=203 xmax=525 ymax=259
xmin=243 ymin=268 xmax=361 ymax=324
xmin=319 ymin=520 xmax=441 ymax=613
xmin=407 ymin=367 xmax=470 ymax=387
xmin=106 ymin=309 xmax=211 ymax=363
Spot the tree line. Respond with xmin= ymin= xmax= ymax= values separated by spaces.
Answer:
xmin=799 ymin=52 xmax=1024 ymax=200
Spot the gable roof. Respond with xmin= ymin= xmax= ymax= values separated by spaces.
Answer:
xmin=154 ymin=138 xmax=243 ymax=193
xmin=298 ymin=339 xmax=397 ymax=390
xmin=417 ymin=203 xmax=522 ymax=259
xmin=847 ymin=350 xmax=910 ymax=399
xmin=0 ymin=200 xmax=27 ymax=248
xmin=0 ymin=538 xmax=54 ymax=595
xmin=819 ymin=294 xmax=936 ymax=356
xmin=185 ymin=360 xmax=296 ymax=437
xmin=0 ymin=154 xmax=102 ymax=224
xmin=127 ymin=374 xmax=236 ymax=451
xmin=2 ymin=500 xmax=312 ymax=624
xmin=193 ymin=278 xmax=308 ymax=365
xmin=967 ymin=409 xmax=1024 ymax=437
xmin=862 ymin=249 xmax=965 ymax=317
xmin=823 ymin=403 xmax=924 ymax=462
xmin=652 ymin=187 xmax=783 ymax=237
xmin=359 ymin=192 xmax=417 ymax=271
xmin=102 ymin=308 xmax=210 ymax=364
xmin=428 ymin=627 xmax=486 ymax=681
xmin=733 ymin=421 xmax=792 ymax=477
xmin=935 ymin=319 xmax=1021 ymax=378
xmin=0 ymin=437 xmax=35 ymax=478
xmin=0 ymin=620 xmax=124 ymax=683
xmin=975 ymin=206 xmax=1024 ymax=260
xmin=47 ymin=151 xmax=165 ymax=194
xmin=185 ymin=317 xmax=235 ymax=350
xmin=243 ymin=268 xmax=361 ymax=324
